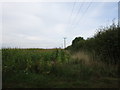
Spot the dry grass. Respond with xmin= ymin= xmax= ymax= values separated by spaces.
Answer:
xmin=71 ymin=51 xmax=91 ymax=65
xmin=70 ymin=51 xmax=118 ymax=78
xmin=71 ymin=51 xmax=107 ymax=67
xmin=71 ymin=51 xmax=107 ymax=66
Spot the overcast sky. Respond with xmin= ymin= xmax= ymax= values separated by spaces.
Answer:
xmin=1 ymin=2 xmax=118 ymax=48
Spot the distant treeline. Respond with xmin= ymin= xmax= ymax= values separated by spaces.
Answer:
xmin=66 ymin=23 xmax=120 ymax=64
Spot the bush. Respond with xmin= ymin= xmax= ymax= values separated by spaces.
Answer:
xmin=66 ymin=24 xmax=120 ymax=64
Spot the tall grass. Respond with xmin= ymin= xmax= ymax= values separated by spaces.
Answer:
xmin=69 ymin=51 xmax=118 ymax=78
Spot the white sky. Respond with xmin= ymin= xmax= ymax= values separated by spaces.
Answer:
xmin=0 ymin=1 xmax=118 ymax=48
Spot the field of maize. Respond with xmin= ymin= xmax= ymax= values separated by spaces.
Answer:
xmin=2 ymin=48 xmax=120 ymax=88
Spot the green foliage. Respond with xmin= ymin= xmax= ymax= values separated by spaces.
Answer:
xmin=66 ymin=24 xmax=120 ymax=64
xmin=71 ymin=37 xmax=85 ymax=51
xmin=2 ymin=48 xmax=70 ymax=75
xmin=2 ymin=48 xmax=119 ymax=88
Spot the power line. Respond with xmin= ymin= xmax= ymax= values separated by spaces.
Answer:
xmin=68 ymin=0 xmax=77 ymax=25
xmin=73 ymin=0 xmax=93 ymax=29
xmin=64 ymin=1 xmax=76 ymax=49
xmin=65 ymin=1 xmax=92 ymax=47
xmin=71 ymin=0 xmax=85 ymax=26
xmin=77 ymin=1 xmax=93 ymax=24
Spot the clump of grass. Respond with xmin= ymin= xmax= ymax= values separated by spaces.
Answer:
xmin=70 ymin=51 xmax=90 ymax=65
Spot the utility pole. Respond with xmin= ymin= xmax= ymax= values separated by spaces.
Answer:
xmin=63 ymin=37 xmax=67 ymax=49
xmin=118 ymin=1 xmax=120 ymax=27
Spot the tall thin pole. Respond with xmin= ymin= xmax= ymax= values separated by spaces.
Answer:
xmin=118 ymin=1 xmax=120 ymax=27
xmin=63 ymin=37 xmax=66 ymax=49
